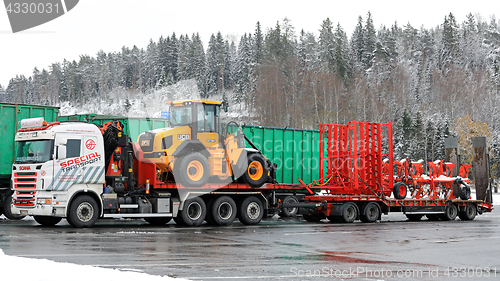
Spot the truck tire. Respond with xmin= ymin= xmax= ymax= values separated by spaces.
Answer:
xmin=240 ymin=154 xmax=269 ymax=187
xmin=458 ymin=183 xmax=471 ymax=200
xmin=360 ymin=202 xmax=379 ymax=223
xmin=393 ymin=182 xmax=407 ymax=199
xmin=406 ymin=214 xmax=423 ymax=221
xmin=175 ymin=152 xmax=209 ymax=187
xmin=441 ymin=204 xmax=458 ymax=221
xmin=340 ymin=203 xmax=358 ymax=223
xmin=279 ymin=195 xmax=299 ymax=217
xmin=207 ymin=196 xmax=237 ymax=226
xmin=67 ymin=195 xmax=99 ymax=228
xmin=238 ymin=196 xmax=264 ymax=225
xmin=144 ymin=217 xmax=172 ymax=225
xmin=34 ymin=216 xmax=62 ymax=226
xmin=177 ymin=197 xmax=206 ymax=226
xmin=458 ymin=204 xmax=477 ymax=220
xmin=2 ymin=194 xmax=23 ymax=220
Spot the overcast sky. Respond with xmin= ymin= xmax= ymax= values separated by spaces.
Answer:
xmin=1 ymin=0 xmax=499 ymax=88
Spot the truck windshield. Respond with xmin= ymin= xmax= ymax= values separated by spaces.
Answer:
xmin=170 ymin=106 xmax=192 ymax=127
xmin=15 ymin=140 xmax=53 ymax=163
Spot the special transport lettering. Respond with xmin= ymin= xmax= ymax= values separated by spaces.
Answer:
xmin=60 ymin=152 xmax=101 ymax=172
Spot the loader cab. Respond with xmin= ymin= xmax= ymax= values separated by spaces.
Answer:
xmin=168 ymin=100 xmax=223 ymax=148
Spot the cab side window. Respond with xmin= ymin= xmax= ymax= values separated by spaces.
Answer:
xmin=66 ymin=139 xmax=81 ymax=158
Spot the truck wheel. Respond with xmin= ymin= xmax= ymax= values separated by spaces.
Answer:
xmin=238 ymin=196 xmax=264 ymax=225
xmin=458 ymin=204 xmax=477 ymax=220
xmin=393 ymin=182 xmax=407 ymax=199
xmin=2 ymin=194 xmax=23 ymax=220
xmin=34 ymin=216 xmax=62 ymax=226
xmin=241 ymin=154 xmax=269 ymax=187
xmin=458 ymin=183 xmax=471 ymax=200
xmin=208 ymin=196 xmax=237 ymax=226
xmin=144 ymin=217 xmax=172 ymax=225
xmin=175 ymin=152 xmax=209 ymax=187
xmin=360 ymin=202 xmax=379 ymax=223
xmin=340 ymin=203 xmax=358 ymax=223
xmin=177 ymin=197 xmax=206 ymax=226
xmin=279 ymin=196 xmax=299 ymax=217
xmin=67 ymin=195 xmax=99 ymax=228
xmin=441 ymin=204 xmax=458 ymax=221
xmin=406 ymin=214 xmax=423 ymax=221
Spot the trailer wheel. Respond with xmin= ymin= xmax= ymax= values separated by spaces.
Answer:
xmin=406 ymin=214 xmax=423 ymax=221
xmin=458 ymin=204 xmax=477 ymax=220
xmin=2 ymin=193 xmax=23 ymax=220
xmin=177 ymin=197 xmax=206 ymax=226
xmin=67 ymin=195 xmax=99 ymax=228
xmin=240 ymin=154 xmax=269 ymax=187
xmin=279 ymin=196 xmax=299 ymax=217
xmin=144 ymin=217 xmax=172 ymax=225
xmin=393 ymin=182 xmax=407 ymax=199
xmin=33 ymin=216 xmax=62 ymax=226
xmin=238 ymin=196 xmax=264 ymax=225
xmin=340 ymin=203 xmax=358 ymax=223
xmin=360 ymin=202 xmax=379 ymax=223
xmin=441 ymin=204 xmax=458 ymax=221
xmin=175 ymin=152 xmax=210 ymax=187
xmin=458 ymin=183 xmax=471 ymax=200
xmin=207 ymin=196 xmax=237 ymax=226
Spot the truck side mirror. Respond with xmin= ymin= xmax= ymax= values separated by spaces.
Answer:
xmin=222 ymin=102 xmax=228 ymax=112
xmin=57 ymin=145 xmax=67 ymax=160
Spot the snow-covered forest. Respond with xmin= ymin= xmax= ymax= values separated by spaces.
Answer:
xmin=1 ymin=12 xmax=499 ymax=178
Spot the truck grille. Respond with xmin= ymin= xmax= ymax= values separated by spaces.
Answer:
xmin=13 ymin=172 xmax=38 ymax=207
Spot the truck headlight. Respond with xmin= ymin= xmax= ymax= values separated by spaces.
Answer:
xmin=37 ymin=198 xmax=51 ymax=205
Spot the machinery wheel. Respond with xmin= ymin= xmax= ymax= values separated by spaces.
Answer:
xmin=177 ymin=197 xmax=206 ymax=226
xmin=175 ymin=152 xmax=209 ymax=187
xmin=2 ymin=193 xmax=23 ymax=220
xmin=406 ymin=214 xmax=424 ymax=221
xmin=67 ymin=195 xmax=99 ymax=228
xmin=240 ymin=154 xmax=269 ymax=187
xmin=360 ymin=202 xmax=379 ymax=223
xmin=207 ymin=196 xmax=237 ymax=226
xmin=458 ymin=204 xmax=477 ymax=220
xmin=426 ymin=214 xmax=441 ymax=221
xmin=279 ymin=195 xmax=299 ymax=217
xmin=238 ymin=196 xmax=264 ymax=225
xmin=393 ymin=182 xmax=407 ymax=199
xmin=458 ymin=183 xmax=471 ymax=200
xmin=340 ymin=203 xmax=358 ymax=223
xmin=144 ymin=217 xmax=172 ymax=225
xmin=33 ymin=216 xmax=62 ymax=226
xmin=441 ymin=204 xmax=458 ymax=221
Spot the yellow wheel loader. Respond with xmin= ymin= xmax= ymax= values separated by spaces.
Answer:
xmin=138 ymin=100 xmax=276 ymax=187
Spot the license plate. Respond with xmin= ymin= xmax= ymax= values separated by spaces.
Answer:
xmin=20 ymin=210 xmax=28 ymax=216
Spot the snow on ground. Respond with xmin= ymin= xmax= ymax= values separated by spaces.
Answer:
xmin=0 ymin=249 xmax=188 ymax=281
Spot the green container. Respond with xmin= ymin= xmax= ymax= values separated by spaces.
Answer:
xmin=230 ymin=125 xmax=325 ymax=185
xmin=58 ymin=115 xmax=170 ymax=142
xmin=0 ymin=103 xmax=59 ymax=182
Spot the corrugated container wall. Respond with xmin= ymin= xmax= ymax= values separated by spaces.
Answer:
xmin=0 ymin=103 xmax=59 ymax=180
xmin=231 ymin=125 xmax=326 ymax=185
xmin=58 ymin=115 xmax=170 ymax=141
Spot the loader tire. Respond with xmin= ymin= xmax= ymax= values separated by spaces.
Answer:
xmin=67 ymin=195 xmax=99 ymax=228
xmin=175 ymin=152 xmax=209 ymax=187
xmin=34 ymin=216 xmax=62 ymax=226
xmin=240 ymin=154 xmax=269 ymax=187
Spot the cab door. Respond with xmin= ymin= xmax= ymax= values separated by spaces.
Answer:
xmin=196 ymin=104 xmax=220 ymax=148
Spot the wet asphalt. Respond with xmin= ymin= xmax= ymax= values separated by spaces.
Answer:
xmin=1 ymin=212 xmax=499 ymax=280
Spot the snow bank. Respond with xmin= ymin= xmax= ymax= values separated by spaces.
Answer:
xmin=0 ymin=249 xmax=189 ymax=281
